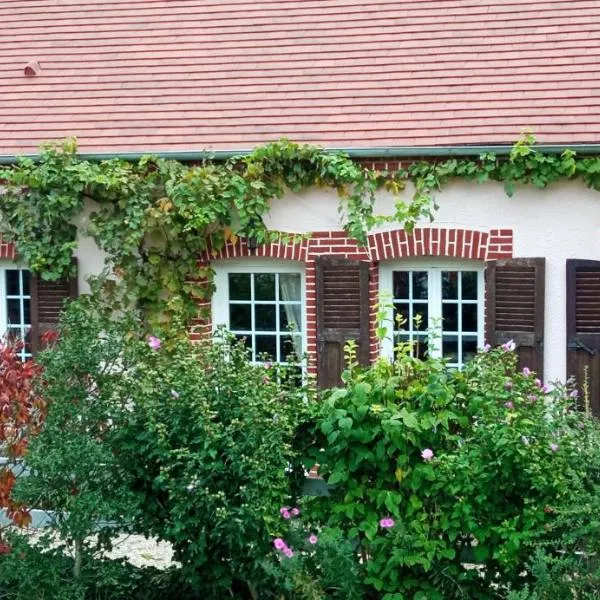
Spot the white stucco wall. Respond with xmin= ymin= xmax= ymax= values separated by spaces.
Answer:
xmin=263 ymin=181 xmax=600 ymax=383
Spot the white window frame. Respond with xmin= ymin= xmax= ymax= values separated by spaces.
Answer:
xmin=211 ymin=259 xmax=306 ymax=365
xmin=379 ymin=259 xmax=485 ymax=366
xmin=0 ymin=261 xmax=32 ymax=360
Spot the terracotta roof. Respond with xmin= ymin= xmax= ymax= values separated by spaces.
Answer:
xmin=2 ymin=0 xmax=600 ymax=155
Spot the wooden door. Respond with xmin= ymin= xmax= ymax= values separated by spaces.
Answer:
xmin=566 ymin=259 xmax=600 ymax=415
xmin=486 ymin=258 xmax=545 ymax=377
xmin=316 ymin=257 xmax=370 ymax=389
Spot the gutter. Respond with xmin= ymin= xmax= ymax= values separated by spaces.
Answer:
xmin=1 ymin=144 xmax=600 ymax=164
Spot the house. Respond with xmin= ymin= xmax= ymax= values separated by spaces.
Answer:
xmin=0 ymin=1 xmax=599 ymax=412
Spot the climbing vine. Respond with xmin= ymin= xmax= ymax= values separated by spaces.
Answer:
xmin=0 ymin=134 xmax=598 ymax=331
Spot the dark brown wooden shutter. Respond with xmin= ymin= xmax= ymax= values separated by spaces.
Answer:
xmin=566 ymin=259 xmax=600 ymax=415
xmin=485 ymin=257 xmax=545 ymax=377
xmin=316 ymin=257 xmax=370 ymax=389
xmin=30 ymin=259 xmax=78 ymax=354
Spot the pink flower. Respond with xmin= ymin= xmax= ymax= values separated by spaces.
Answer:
xmin=148 ymin=336 xmax=161 ymax=350
xmin=421 ymin=448 xmax=434 ymax=461
xmin=542 ymin=385 xmax=550 ymax=394
xmin=283 ymin=547 xmax=294 ymax=558
xmin=308 ymin=534 xmax=318 ymax=544
xmin=504 ymin=401 xmax=514 ymax=409
xmin=281 ymin=510 xmax=291 ymax=520
xmin=482 ymin=344 xmax=492 ymax=353
xmin=279 ymin=506 xmax=289 ymax=515
xmin=379 ymin=518 xmax=395 ymax=529
xmin=570 ymin=389 xmax=579 ymax=398
xmin=522 ymin=367 xmax=531 ymax=377
xmin=290 ymin=507 xmax=300 ymax=517
xmin=535 ymin=378 xmax=542 ymax=388
xmin=504 ymin=380 xmax=513 ymax=391
xmin=273 ymin=538 xmax=286 ymax=551
xmin=528 ymin=394 xmax=537 ymax=404
xmin=264 ymin=362 xmax=272 ymax=369
xmin=501 ymin=340 xmax=516 ymax=352
xmin=550 ymin=443 xmax=559 ymax=453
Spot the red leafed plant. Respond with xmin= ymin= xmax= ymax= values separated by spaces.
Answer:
xmin=0 ymin=336 xmax=49 ymax=534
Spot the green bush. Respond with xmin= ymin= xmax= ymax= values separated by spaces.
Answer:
xmin=308 ymin=342 xmax=600 ymax=599
xmin=114 ymin=331 xmax=312 ymax=598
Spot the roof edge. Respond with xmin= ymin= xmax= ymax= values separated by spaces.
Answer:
xmin=2 ymin=143 xmax=600 ymax=164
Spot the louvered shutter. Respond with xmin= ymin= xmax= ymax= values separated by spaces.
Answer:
xmin=30 ymin=259 xmax=78 ymax=354
xmin=566 ymin=259 xmax=600 ymax=415
xmin=316 ymin=257 xmax=370 ymax=389
xmin=485 ymin=258 xmax=545 ymax=377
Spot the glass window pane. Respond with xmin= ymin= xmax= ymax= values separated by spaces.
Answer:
xmin=7 ymin=299 xmax=21 ymax=324
xmin=23 ymin=299 xmax=31 ymax=325
xmin=394 ymin=332 xmax=410 ymax=347
xmin=254 ymin=273 xmax=275 ymax=300
xmin=280 ymin=305 xmax=302 ymax=332
xmin=442 ymin=335 xmax=459 ymax=363
xmin=394 ymin=303 xmax=409 ymax=330
xmin=6 ymin=270 xmax=20 ymax=296
xmin=393 ymin=271 xmax=409 ymax=299
xmin=462 ymin=337 xmax=478 ymax=363
xmin=414 ymin=334 xmax=428 ymax=360
xmin=22 ymin=271 xmax=30 ymax=296
xmin=462 ymin=271 xmax=478 ymax=300
xmin=279 ymin=273 xmax=301 ymax=302
xmin=229 ymin=273 xmax=251 ymax=300
xmin=255 ymin=304 xmax=276 ymax=331
xmin=280 ymin=335 xmax=302 ymax=362
xmin=230 ymin=304 xmax=252 ymax=331
xmin=442 ymin=271 xmax=458 ymax=299
xmin=462 ymin=304 xmax=478 ymax=332
xmin=442 ymin=303 xmax=458 ymax=331
xmin=234 ymin=334 xmax=252 ymax=357
xmin=412 ymin=272 xmax=428 ymax=300
xmin=412 ymin=303 xmax=428 ymax=330
xmin=255 ymin=335 xmax=277 ymax=360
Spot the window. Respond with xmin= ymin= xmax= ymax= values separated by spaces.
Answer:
xmin=380 ymin=261 xmax=484 ymax=368
xmin=212 ymin=261 xmax=305 ymax=365
xmin=0 ymin=267 xmax=32 ymax=360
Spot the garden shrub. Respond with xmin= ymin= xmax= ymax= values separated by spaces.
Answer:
xmin=113 ymin=331 xmax=312 ymax=598
xmin=308 ymin=342 xmax=600 ymax=599
xmin=12 ymin=300 xmax=140 ymax=578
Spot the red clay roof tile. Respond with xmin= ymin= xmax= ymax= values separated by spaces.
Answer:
xmin=1 ymin=0 xmax=600 ymax=154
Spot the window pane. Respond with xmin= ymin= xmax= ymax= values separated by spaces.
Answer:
xmin=442 ymin=271 xmax=458 ymax=299
xmin=280 ymin=335 xmax=302 ymax=362
xmin=279 ymin=273 xmax=301 ymax=302
xmin=414 ymin=334 xmax=428 ymax=359
xmin=462 ymin=337 xmax=478 ymax=362
xmin=393 ymin=271 xmax=409 ymax=299
xmin=462 ymin=304 xmax=478 ymax=332
xmin=280 ymin=304 xmax=302 ymax=332
xmin=412 ymin=303 xmax=428 ymax=330
xmin=6 ymin=270 xmax=20 ymax=296
xmin=412 ymin=272 xmax=428 ymax=300
xmin=7 ymin=299 xmax=21 ymax=324
xmin=23 ymin=299 xmax=31 ymax=325
xmin=255 ymin=304 xmax=276 ymax=331
xmin=22 ymin=271 xmax=30 ymax=296
xmin=229 ymin=273 xmax=251 ymax=300
xmin=255 ymin=273 xmax=275 ymax=300
xmin=442 ymin=303 xmax=458 ymax=331
xmin=255 ymin=335 xmax=277 ymax=360
xmin=394 ymin=303 xmax=409 ymax=330
xmin=235 ymin=334 xmax=252 ymax=356
xmin=230 ymin=304 xmax=252 ymax=330
xmin=442 ymin=335 xmax=459 ymax=363
xmin=462 ymin=272 xmax=478 ymax=300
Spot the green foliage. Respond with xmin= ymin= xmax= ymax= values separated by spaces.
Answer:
xmin=308 ymin=344 xmax=600 ymax=598
xmin=262 ymin=509 xmax=363 ymax=599
xmin=113 ymin=331 xmax=312 ymax=597
xmin=2 ymin=133 xmax=594 ymax=332
xmin=0 ymin=531 xmax=197 ymax=600
xmin=12 ymin=300 xmax=140 ymax=577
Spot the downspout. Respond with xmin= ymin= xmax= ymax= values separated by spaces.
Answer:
xmin=2 ymin=144 xmax=600 ymax=164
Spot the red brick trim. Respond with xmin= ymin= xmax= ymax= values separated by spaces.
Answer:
xmin=0 ymin=234 xmax=15 ymax=260
xmin=196 ymin=227 xmax=514 ymax=373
